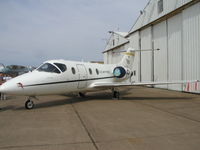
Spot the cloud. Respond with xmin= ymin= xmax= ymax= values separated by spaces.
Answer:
xmin=0 ymin=0 xmax=149 ymax=66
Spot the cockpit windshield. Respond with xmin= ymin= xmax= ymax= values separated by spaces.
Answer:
xmin=37 ymin=63 xmax=60 ymax=74
xmin=54 ymin=63 xmax=67 ymax=72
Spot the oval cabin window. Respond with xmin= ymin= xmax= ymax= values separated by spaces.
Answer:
xmin=96 ymin=69 xmax=99 ymax=75
xmin=89 ymin=68 xmax=92 ymax=75
xmin=71 ymin=67 xmax=76 ymax=74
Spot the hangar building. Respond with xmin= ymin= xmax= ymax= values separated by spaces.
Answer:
xmin=103 ymin=0 xmax=200 ymax=93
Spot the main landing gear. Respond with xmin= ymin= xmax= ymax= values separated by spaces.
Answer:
xmin=25 ymin=97 xmax=37 ymax=109
xmin=78 ymin=92 xmax=86 ymax=98
xmin=112 ymin=89 xmax=120 ymax=99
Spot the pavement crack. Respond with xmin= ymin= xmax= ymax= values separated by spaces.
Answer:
xmin=0 ymin=142 xmax=93 ymax=149
xmin=70 ymin=102 xmax=99 ymax=150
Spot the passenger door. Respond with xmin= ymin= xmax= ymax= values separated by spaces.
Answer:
xmin=76 ymin=64 xmax=88 ymax=89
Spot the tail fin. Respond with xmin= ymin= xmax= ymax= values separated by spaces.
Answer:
xmin=118 ymin=48 xmax=135 ymax=69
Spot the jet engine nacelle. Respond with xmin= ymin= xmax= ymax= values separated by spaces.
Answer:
xmin=113 ymin=66 xmax=132 ymax=79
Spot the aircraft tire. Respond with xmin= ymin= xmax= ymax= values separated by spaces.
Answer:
xmin=113 ymin=91 xmax=120 ymax=100
xmin=25 ymin=100 xmax=34 ymax=109
xmin=78 ymin=92 xmax=85 ymax=98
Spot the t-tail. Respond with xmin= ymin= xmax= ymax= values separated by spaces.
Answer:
xmin=118 ymin=48 xmax=135 ymax=69
xmin=112 ymin=48 xmax=135 ymax=80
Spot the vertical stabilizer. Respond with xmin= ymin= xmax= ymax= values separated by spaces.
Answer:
xmin=118 ymin=48 xmax=135 ymax=69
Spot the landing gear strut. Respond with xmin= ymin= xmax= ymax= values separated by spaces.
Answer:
xmin=112 ymin=89 xmax=120 ymax=99
xmin=78 ymin=92 xmax=86 ymax=98
xmin=25 ymin=98 xmax=35 ymax=109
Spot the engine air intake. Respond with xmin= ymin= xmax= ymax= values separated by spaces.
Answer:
xmin=113 ymin=66 xmax=126 ymax=78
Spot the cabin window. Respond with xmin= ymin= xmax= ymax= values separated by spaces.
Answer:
xmin=158 ymin=0 xmax=163 ymax=14
xmin=89 ymin=68 xmax=92 ymax=75
xmin=37 ymin=63 xmax=60 ymax=74
xmin=96 ymin=69 xmax=99 ymax=75
xmin=71 ymin=67 xmax=76 ymax=74
xmin=54 ymin=63 xmax=67 ymax=72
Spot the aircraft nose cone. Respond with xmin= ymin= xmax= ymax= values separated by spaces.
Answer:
xmin=0 ymin=84 xmax=7 ymax=93
xmin=0 ymin=83 xmax=8 ymax=93
xmin=0 ymin=82 xmax=18 ymax=94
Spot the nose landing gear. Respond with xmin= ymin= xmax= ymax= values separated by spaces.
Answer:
xmin=25 ymin=99 xmax=34 ymax=109
xmin=25 ymin=97 xmax=37 ymax=109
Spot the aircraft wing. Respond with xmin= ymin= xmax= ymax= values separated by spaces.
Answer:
xmin=90 ymin=80 xmax=199 ymax=88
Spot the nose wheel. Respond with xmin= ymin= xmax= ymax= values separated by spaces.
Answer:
xmin=25 ymin=99 xmax=34 ymax=109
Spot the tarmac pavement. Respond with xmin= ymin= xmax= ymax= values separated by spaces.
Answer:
xmin=0 ymin=86 xmax=200 ymax=150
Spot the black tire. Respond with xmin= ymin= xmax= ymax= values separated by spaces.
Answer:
xmin=78 ymin=92 xmax=85 ymax=98
xmin=113 ymin=91 xmax=120 ymax=99
xmin=25 ymin=100 xmax=34 ymax=109
xmin=116 ymin=92 xmax=120 ymax=99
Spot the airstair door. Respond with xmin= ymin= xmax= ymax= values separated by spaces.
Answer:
xmin=76 ymin=64 xmax=88 ymax=89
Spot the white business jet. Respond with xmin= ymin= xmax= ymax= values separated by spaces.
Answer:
xmin=0 ymin=48 xmax=198 ymax=109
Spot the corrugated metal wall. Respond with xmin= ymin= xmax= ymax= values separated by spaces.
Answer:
xmin=153 ymin=21 xmax=168 ymax=88
xmin=103 ymin=1 xmax=200 ymax=93
xmin=104 ymin=53 xmax=108 ymax=64
xmin=129 ymin=32 xmax=140 ymax=81
xmin=141 ymin=27 xmax=152 ymax=82
xmin=167 ymin=13 xmax=183 ymax=91
xmin=107 ymin=51 xmax=113 ymax=64
xmin=112 ymin=47 xmax=124 ymax=64
xmin=104 ymin=33 xmax=128 ymax=51
xmin=182 ymin=2 xmax=200 ymax=93
xmin=105 ymin=45 xmax=129 ymax=65
xmin=130 ymin=0 xmax=193 ymax=32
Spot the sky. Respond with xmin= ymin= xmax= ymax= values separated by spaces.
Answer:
xmin=0 ymin=0 xmax=149 ymax=67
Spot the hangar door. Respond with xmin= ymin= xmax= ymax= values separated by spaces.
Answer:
xmin=168 ymin=13 xmax=183 ymax=91
xmin=140 ymin=27 xmax=153 ymax=82
xmin=182 ymin=3 xmax=200 ymax=93
xmin=129 ymin=32 xmax=140 ymax=82
xmin=153 ymin=21 xmax=168 ymax=88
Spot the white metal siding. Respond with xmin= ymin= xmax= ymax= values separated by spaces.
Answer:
xmin=153 ymin=21 xmax=168 ymax=88
xmin=129 ymin=32 xmax=140 ymax=82
xmin=106 ymin=45 xmax=129 ymax=65
xmin=107 ymin=51 xmax=113 ymax=64
xmin=167 ymin=13 xmax=183 ymax=91
xmin=103 ymin=1 xmax=200 ymax=94
xmin=141 ymin=27 xmax=152 ymax=82
xmin=104 ymin=53 xmax=108 ymax=64
xmin=105 ymin=36 xmax=114 ymax=51
xmin=182 ymin=2 xmax=200 ymax=93
xmin=104 ymin=33 xmax=128 ymax=51
xmin=177 ymin=0 xmax=193 ymax=8
xmin=112 ymin=47 xmax=124 ymax=64
xmin=130 ymin=0 xmax=193 ymax=33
